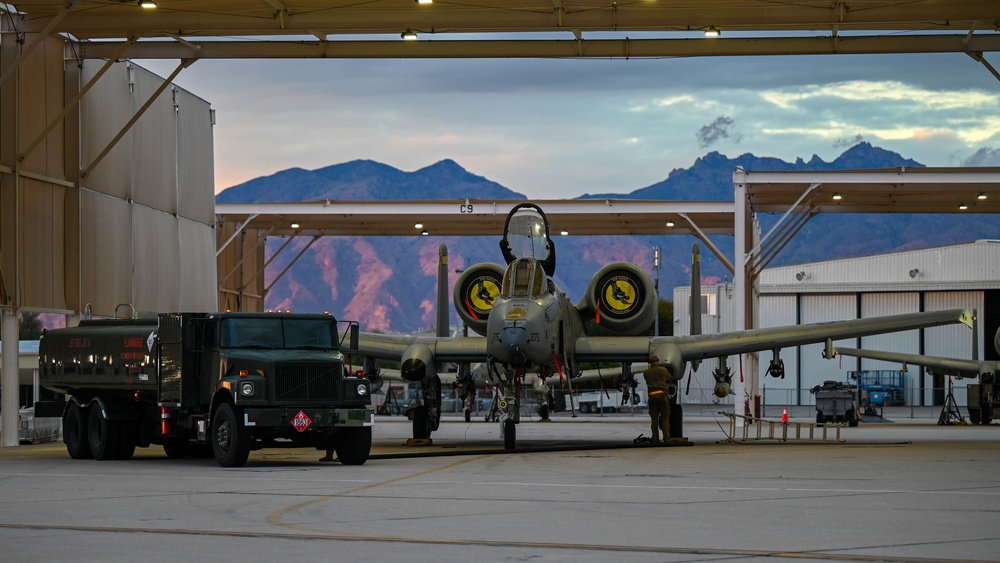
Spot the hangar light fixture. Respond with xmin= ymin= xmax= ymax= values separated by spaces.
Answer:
xmin=560 ymin=229 xmax=569 ymax=236
xmin=401 ymin=29 xmax=418 ymax=40
xmin=414 ymin=222 xmax=423 ymax=229
xmin=420 ymin=229 xmax=429 ymax=236
xmin=704 ymin=26 xmax=720 ymax=37
xmin=665 ymin=221 xmax=675 ymax=227
xmin=138 ymin=0 xmax=157 ymax=7
xmin=415 ymin=0 xmax=433 ymax=3
xmin=832 ymin=193 xmax=842 ymax=200
xmin=959 ymin=203 xmax=968 ymax=210
xmin=978 ymin=192 xmax=987 ymax=200
xmin=290 ymin=222 xmax=300 ymax=229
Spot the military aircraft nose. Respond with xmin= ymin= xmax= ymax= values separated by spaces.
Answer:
xmin=501 ymin=326 xmax=531 ymax=367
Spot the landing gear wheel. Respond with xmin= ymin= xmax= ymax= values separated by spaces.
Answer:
xmin=412 ymin=405 xmax=430 ymax=440
xmin=335 ymin=427 xmax=372 ymax=465
xmin=88 ymin=405 xmax=120 ymax=461
xmin=538 ymin=403 xmax=550 ymax=420
xmin=503 ymin=419 xmax=516 ymax=450
xmin=464 ymin=407 xmax=472 ymax=423
xmin=64 ymin=402 xmax=92 ymax=460
xmin=212 ymin=402 xmax=250 ymax=467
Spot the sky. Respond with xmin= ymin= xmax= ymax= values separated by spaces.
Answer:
xmin=140 ymin=43 xmax=1000 ymax=200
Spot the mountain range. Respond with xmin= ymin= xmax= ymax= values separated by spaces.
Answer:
xmin=216 ymin=142 xmax=1000 ymax=333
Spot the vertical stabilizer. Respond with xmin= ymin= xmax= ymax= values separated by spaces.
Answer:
xmin=438 ymin=244 xmax=449 ymax=338
xmin=972 ymin=308 xmax=979 ymax=361
xmin=690 ymin=243 xmax=702 ymax=336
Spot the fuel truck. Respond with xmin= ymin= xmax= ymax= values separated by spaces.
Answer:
xmin=35 ymin=311 xmax=375 ymax=467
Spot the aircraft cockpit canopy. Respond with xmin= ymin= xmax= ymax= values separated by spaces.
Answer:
xmin=500 ymin=203 xmax=556 ymax=276
xmin=501 ymin=258 xmax=546 ymax=298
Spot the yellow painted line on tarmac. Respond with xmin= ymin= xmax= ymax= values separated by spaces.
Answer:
xmin=266 ymin=454 xmax=490 ymax=529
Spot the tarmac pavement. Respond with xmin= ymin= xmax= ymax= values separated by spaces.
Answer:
xmin=2 ymin=408 xmax=999 ymax=562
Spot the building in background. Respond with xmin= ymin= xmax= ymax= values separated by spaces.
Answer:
xmin=674 ymin=240 xmax=1000 ymax=408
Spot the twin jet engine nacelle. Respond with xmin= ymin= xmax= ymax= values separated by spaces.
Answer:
xmin=576 ymin=262 xmax=657 ymax=336
xmin=454 ymin=263 xmax=505 ymax=337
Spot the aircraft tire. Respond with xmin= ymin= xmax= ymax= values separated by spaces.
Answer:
xmin=64 ymin=402 xmax=93 ymax=460
xmin=669 ymin=402 xmax=683 ymax=438
xmin=503 ymin=420 xmax=516 ymax=450
xmin=464 ymin=407 xmax=471 ymax=423
xmin=412 ymin=405 xmax=431 ymax=439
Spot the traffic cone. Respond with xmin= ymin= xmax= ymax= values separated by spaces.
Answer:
xmin=781 ymin=407 xmax=788 ymax=424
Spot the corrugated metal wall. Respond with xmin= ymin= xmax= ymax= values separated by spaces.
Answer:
xmin=78 ymin=62 xmax=216 ymax=315
xmin=1 ymin=38 xmax=216 ymax=317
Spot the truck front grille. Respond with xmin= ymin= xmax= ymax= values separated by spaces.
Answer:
xmin=274 ymin=363 xmax=338 ymax=402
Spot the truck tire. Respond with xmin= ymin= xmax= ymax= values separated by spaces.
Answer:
xmin=335 ymin=427 xmax=372 ymax=465
xmin=115 ymin=420 xmax=138 ymax=460
xmin=64 ymin=402 xmax=92 ymax=460
xmin=88 ymin=405 xmax=121 ymax=461
xmin=847 ymin=409 xmax=859 ymax=428
xmin=162 ymin=439 xmax=188 ymax=458
xmin=212 ymin=402 xmax=251 ymax=467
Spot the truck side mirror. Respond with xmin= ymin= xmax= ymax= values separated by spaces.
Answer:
xmin=340 ymin=321 xmax=361 ymax=354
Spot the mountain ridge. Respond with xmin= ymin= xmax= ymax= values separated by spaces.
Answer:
xmin=218 ymin=143 xmax=998 ymax=333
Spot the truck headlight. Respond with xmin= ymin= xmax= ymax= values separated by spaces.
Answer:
xmin=356 ymin=383 xmax=368 ymax=396
xmin=240 ymin=382 xmax=255 ymax=396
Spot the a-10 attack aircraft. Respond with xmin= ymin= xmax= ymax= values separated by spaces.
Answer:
xmin=354 ymin=203 xmax=972 ymax=449
xmin=826 ymin=313 xmax=1000 ymax=424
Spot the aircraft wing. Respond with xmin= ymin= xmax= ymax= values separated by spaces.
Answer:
xmin=355 ymin=332 xmax=487 ymax=363
xmin=574 ymin=308 xmax=972 ymax=364
xmin=831 ymin=346 xmax=990 ymax=379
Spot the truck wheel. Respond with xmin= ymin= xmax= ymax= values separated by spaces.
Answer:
xmin=212 ymin=402 xmax=250 ymax=468
xmin=162 ymin=440 xmax=188 ymax=458
xmin=88 ymin=405 xmax=121 ymax=461
xmin=64 ymin=402 xmax=93 ymax=460
xmin=847 ymin=409 xmax=859 ymax=428
xmin=335 ymin=427 xmax=372 ymax=465
xmin=115 ymin=420 xmax=138 ymax=460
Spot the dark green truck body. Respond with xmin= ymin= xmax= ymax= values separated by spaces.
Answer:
xmin=37 ymin=312 xmax=374 ymax=467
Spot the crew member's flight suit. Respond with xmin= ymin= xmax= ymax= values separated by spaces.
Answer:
xmin=643 ymin=354 xmax=671 ymax=442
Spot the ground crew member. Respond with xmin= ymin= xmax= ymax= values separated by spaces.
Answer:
xmin=643 ymin=354 xmax=671 ymax=442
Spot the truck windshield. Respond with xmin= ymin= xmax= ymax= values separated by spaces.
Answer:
xmin=220 ymin=318 xmax=336 ymax=349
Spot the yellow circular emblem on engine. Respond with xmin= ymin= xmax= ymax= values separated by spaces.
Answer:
xmin=465 ymin=276 xmax=501 ymax=316
xmin=602 ymin=276 xmax=639 ymax=314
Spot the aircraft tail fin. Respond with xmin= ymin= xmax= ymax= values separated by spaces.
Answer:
xmin=437 ymin=244 xmax=449 ymax=338
xmin=972 ymin=308 xmax=979 ymax=361
xmin=690 ymin=243 xmax=702 ymax=337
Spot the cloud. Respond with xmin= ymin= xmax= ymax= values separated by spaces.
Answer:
xmin=833 ymin=134 xmax=865 ymax=149
xmin=962 ymin=147 xmax=1000 ymax=166
xmin=760 ymin=80 xmax=999 ymax=111
xmin=696 ymin=116 xmax=741 ymax=148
